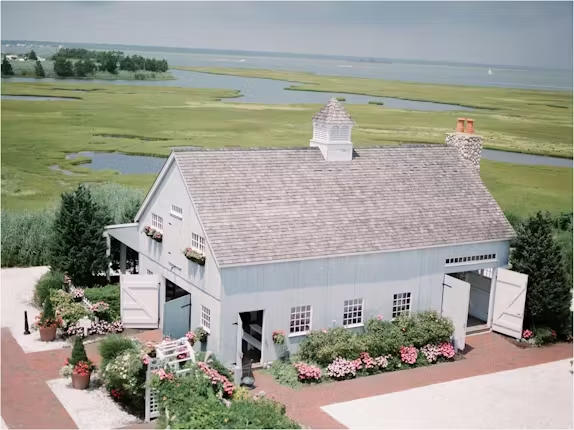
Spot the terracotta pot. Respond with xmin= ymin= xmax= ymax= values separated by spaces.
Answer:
xmin=39 ymin=326 xmax=57 ymax=342
xmin=71 ymin=372 xmax=91 ymax=390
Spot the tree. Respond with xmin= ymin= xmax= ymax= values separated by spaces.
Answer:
xmin=1 ymin=57 xmax=14 ymax=76
xmin=70 ymin=336 xmax=89 ymax=366
xmin=53 ymin=57 xmax=74 ymax=78
xmin=49 ymin=185 xmax=112 ymax=288
xmin=74 ymin=59 xmax=96 ymax=77
xmin=510 ymin=212 xmax=572 ymax=336
xmin=28 ymin=50 xmax=38 ymax=61
xmin=34 ymin=60 xmax=45 ymax=77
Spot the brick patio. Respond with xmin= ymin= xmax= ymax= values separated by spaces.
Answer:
xmin=1 ymin=328 xmax=571 ymax=429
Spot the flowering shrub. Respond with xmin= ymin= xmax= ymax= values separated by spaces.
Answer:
xmin=438 ymin=342 xmax=455 ymax=359
xmin=152 ymin=368 xmax=175 ymax=381
xmin=102 ymin=349 xmax=146 ymax=399
xmin=195 ymin=326 xmax=208 ymax=342
xmin=298 ymin=327 xmax=365 ymax=366
xmin=522 ymin=329 xmax=533 ymax=339
xmin=73 ymin=360 xmax=96 ymax=376
xmin=185 ymin=330 xmax=196 ymax=346
xmin=197 ymin=361 xmax=235 ymax=398
xmin=89 ymin=301 xmax=110 ymax=314
xmin=66 ymin=320 xmax=123 ymax=337
xmin=72 ymin=288 xmax=85 ymax=300
xmin=400 ymin=346 xmax=418 ymax=364
xmin=374 ymin=355 xmax=392 ymax=369
xmin=326 ymin=357 xmax=358 ymax=380
xmin=293 ymin=362 xmax=322 ymax=382
xmin=420 ymin=344 xmax=441 ymax=363
xmin=359 ymin=352 xmax=376 ymax=370
xmin=272 ymin=330 xmax=286 ymax=345
xmin=183 ymin=247 xmax=206 ymax=265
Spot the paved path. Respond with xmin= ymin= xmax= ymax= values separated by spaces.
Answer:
xmin=253 ymin=333 xmax=573 ymax=429
xmin=322 ymin=359 xmax=573 ymax=429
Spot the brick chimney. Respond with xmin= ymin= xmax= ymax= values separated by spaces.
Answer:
xmin=445 ymin=118 xmax=483 ymax=170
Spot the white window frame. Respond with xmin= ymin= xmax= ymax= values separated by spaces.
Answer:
xmin=343 ymin=298 xmax=364 ymax=328
xmin=200 ymin=305 xmax=211 ymax=333
xmin=151 ymin=213 xmax=163 ymax=231
xmin=478 ymin=267 xmax=494 ymax=279
xmin=289 ymin=305 xmax=312 ymax=336
xmin=191 ymin=233 xmax=205 ymax=254
xmin=170 ymin=204 xmax=183 ymax=220
xmin=445 ymin=253 xmax=497 ymax=266
xmin=392 ymin=292 xmax=412 ymax=318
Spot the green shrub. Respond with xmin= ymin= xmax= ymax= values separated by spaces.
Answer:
xmin=70 ymin=336 xmax=89 ymax=366
xmin=50 ymin=290 xmax=88 ymax=325
xmin=268 ymin=359 xmax=300 ymax=388
xmin=195 ymin=351 xmax=233 ymax=381
xmin=84 ymin=284 xmax=120 ymax=320
xmin=368 ymin=100 xmax=384 ymax=105
xmin=533 ymin=326 xmax=557 ymax=345
xmin=363 ymin=320 xmax=405 ymax=356
xmin=395 ymin=311 xmax=455 ymax=347
xmin=34 ymin=269 xmax=65 ymax=307
xmin=298 ymin=327 xmax=365 ymax=367
xmin=227 ymin=397 xmax=300 ymax=429
xmin=99 ymin=335 xmax=138 ymax=368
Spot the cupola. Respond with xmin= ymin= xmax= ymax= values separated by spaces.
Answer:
xmin=310 ymin=98 xmax=356 ymax=161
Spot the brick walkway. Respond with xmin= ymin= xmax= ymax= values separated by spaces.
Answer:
xmin=253 ymin=333 xmax=574 ymax=429
xmin=1 ymin=329 xmax=571 ymax=429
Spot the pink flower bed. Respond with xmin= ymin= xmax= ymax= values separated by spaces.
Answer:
xmin=197 ymin=361 xmax=235 ymax=397
xmin=293 ymin=362 xmax=322 ymax=382
xmin=400 ymin=346 xmax=418 ymax=364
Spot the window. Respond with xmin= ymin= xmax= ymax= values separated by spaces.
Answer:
xmin=343 ymin=299 xmax=364 ymax=327
xmin=170 ymin=204 xmax=183 ymax=219
xmin=201 ymin=305 xmax=211 ymax=332
xmin=478 ymin=268 xmax=494 ymax=279
xmin=146 ymin=269 xmax=153 ymax=275
xmin=289 ymin=305 xmax=312 ymax=334
xmin=151 ymin=213 xmax=163 ymax=231
xmin=445 ymin=253 xmax=496 ymax=265
xmin=192 ymin=233 xmax=205 ymax=254
xmin=392 ymin=293 xmax=411 ymax=318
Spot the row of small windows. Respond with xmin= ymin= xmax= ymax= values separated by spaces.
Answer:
xmin=289 ymin=293 xmax=412 ymax=334
xmin=445 ymin=254 xmax=497 ymax=265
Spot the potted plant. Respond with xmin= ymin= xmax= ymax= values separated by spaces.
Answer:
xmin=272 ymin=330 xmax=286 ymax=345
xmin=72 ymin=288 xmax=84 ymax=303
xmin=60 ymin=336 xmax=96 ymax=389
xmin=152 ymin=231 xmax=163 ymax=243
xmin=195 ymin=327 xmax=208 ymax=343
xmin=183 ymin=248 xmax=206 ymax=265
xmin=143 ymin=226 xmax=156 ymax=237
xmin=34 ymin=297 xmax=63 ymax=342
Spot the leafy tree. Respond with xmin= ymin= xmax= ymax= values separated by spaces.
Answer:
xmin=53 ymin=57 xmax=74 ymax=77
xmin=27 ymin=50 xmax=38 ymax=61
xmin=1 ymin=57 xmax=14 ymax=75
xmin=34 ymin=60 xmax=45 ymax=77
xmin=70 ymin=336 xmax=89 ymax=366
xmin=74 ymin=59 xmax=96 ymax=77
xmin=49 ymin=185 xmax=112 ymax=288
xmin=510 ymin=212 xmax=572 ymax=334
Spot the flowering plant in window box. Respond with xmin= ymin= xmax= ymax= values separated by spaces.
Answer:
xmin=195 ymin=326 xmax=208 ymax=343
xmin=272 ymin=330 xmax=286 ymax=345
xmin=183 ymin=247 xmax=206 ymax=265
xmin=143 ymin=226 xmax=156 ymax=237
xmin=152 ymin=231 xmax=163 ymax=242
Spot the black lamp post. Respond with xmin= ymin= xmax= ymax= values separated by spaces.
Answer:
xmin=23 ymin=311 xmax=31 ymax=335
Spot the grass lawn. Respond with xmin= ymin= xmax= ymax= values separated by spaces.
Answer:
xmin=1 ymin=80 xmax=571 ymax=215
xmin=177 ymin=66 xmax=574 ymax=159
xmin=5 ymin=60 xmax=174 ymax=81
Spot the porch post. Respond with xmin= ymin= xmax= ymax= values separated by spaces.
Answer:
xmin=120 ymin=242 xmax=127 ymax=274
xmin=105 ymin=232 xmax=111 ymax=282
xmin=487 ymin=268 xmax=498 ymax=327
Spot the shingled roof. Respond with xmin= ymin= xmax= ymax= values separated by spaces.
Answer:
xmin=312 ymin=97 xmax=356 ymax=124
xmin=174 ymin=145 xmax=514 ymax=267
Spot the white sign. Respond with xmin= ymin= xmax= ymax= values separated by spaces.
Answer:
xmin=78 ymin=317 xmax=92 ymax=337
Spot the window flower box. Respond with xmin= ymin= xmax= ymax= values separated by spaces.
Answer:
xmin=143 ymin=226 xmax=163 ymax=243
xmin=183 ymin=247 xmax=206 ymax=265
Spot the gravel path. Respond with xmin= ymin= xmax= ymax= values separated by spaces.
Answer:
xmin=322 ymin=359 xmax=573 ymax=429
xmin=47 ymin=378 xmax=141 ymax=429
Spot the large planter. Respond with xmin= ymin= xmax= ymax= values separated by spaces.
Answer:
xmin=71 ymin=372 xmax=91 ymax=390
xmin=39 ymin=326 xmax=57 ymax=342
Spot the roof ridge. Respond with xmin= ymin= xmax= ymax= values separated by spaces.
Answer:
xmin=171 ymin=143 xmax=453 ymax=153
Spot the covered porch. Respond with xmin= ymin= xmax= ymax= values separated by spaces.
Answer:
xmin=104 ymin=222 xmax=140 ymax=279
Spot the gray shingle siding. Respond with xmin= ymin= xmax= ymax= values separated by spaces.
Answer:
xmin=175 ymin=146 xmax=514 ymax=266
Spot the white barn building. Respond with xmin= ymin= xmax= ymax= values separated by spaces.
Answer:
xmin=106 ymin=99 xmax=528 ymax=382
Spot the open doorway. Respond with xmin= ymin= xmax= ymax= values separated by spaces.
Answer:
xmin=239 ymin=310 xmax=264 ymax=366
xmin=450 ymin=269 xmax=494 ymax=334
xmin=163 ymin=279 xmax=191 ymax=339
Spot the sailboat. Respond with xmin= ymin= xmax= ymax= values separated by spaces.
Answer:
xmin=488 ymin=68 xmax=493 ymax=75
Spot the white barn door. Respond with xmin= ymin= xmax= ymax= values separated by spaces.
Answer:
xmin=120 ymin=274 xmax=160 ymax=329
xmin=442 ymin=274 xmax=470 ymax=351
xmin=491 ymin=268 xmax=528 ymax=339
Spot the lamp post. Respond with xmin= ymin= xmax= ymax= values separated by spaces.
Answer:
xmin=24 ymin=311 xmax=31 ymax=335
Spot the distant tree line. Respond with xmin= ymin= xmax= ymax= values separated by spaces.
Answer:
xmin=50 ymin=48 xmax=169 ymax=78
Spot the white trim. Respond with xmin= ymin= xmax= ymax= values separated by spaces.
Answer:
xmin=287 ymin=331 xmax=309 ymax=338
xmin=219 ymin=238 xmax=511 ymax=269
xmin=170 ymin=204 xmax=183 ymax=220
xmin=134 ymin=153 xmax=175 ymax=222
xmin=104 ymin=222 xmax=139 ymax=230
xmin=344 ymin=323 xmax=364 ymax=329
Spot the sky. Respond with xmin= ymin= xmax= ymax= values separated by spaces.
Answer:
xmin=1 ymin=1 xmax=573 ymax=69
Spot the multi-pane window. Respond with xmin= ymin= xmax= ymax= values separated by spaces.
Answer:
xmin=392 ymin=293 xmax=411 ymax=318
xmin=290 ymin=305 xmax=312 ymax=334
xmin=201 ymin=305 xmax=211 ymax=331
xmin=151 ymin=213 xmax=163 ymax=231
xmin=478 ymin=268 xmax=494 ymax=279
xmin=192 ymin=233 xmax=205 ymax=254
xmin=445 ymin=254 xmax=496 ymax=265
xmin=343 ymin=299 xmax=364 ymax=326
xmin=170 ymin=204 xmax=183 ymax=219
